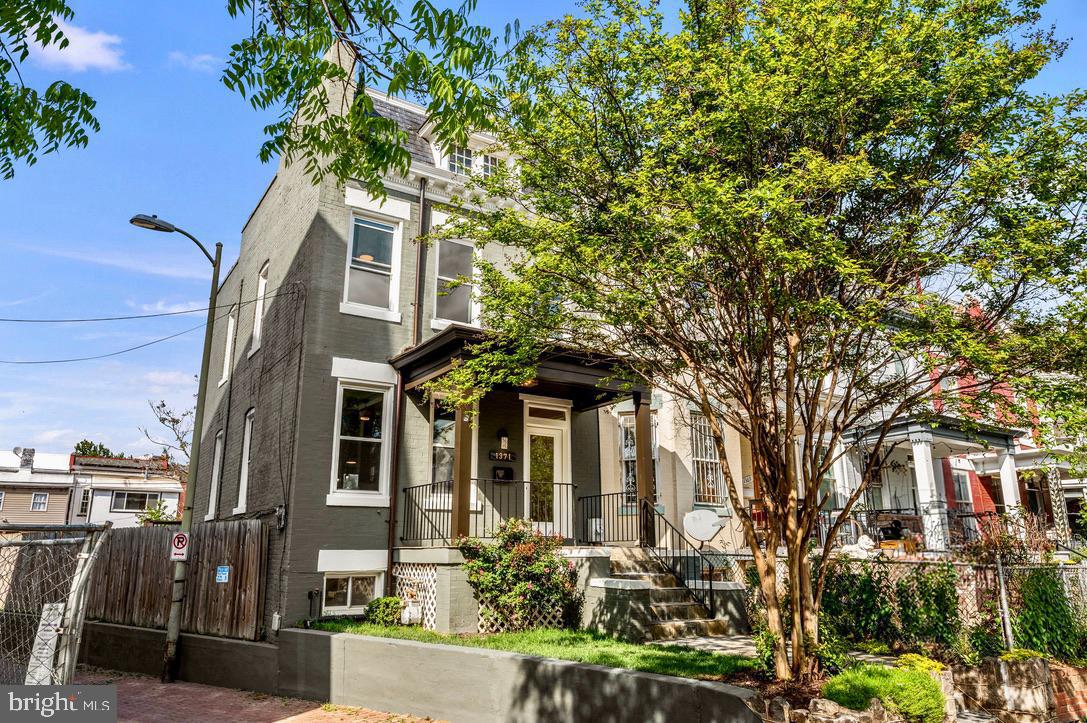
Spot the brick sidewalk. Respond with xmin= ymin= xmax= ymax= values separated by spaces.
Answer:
xmin=76 ymin=668 xmax=436 ymax=722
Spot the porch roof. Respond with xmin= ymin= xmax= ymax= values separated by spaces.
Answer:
xmin=845 ymin=413 xmax=1021 ymax=455
xmin=389 ymin=324 xmax=646 ymax=411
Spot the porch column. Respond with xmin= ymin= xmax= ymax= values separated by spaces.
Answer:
xmin=996 ymin=450 xmax=1021 ymax=513
xmin=910 ymin=432 xmax=949 ymax=551
xmin=450 ymin=405 xmax=473 ymax=539
xmin=1049 ymin=468 xmax=1071 ymax=544
xmin=634 ymin=390 xmax=655 ymax=545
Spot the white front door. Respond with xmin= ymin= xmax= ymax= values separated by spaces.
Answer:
xmin=526 ymin=425 xmax=564 ymax=535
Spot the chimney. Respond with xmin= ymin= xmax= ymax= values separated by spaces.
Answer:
xmin=13 ymin=447 xmax=35 ymax=469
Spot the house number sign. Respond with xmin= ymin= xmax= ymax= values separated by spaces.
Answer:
xmin=488 ymin=450 xmax=517 ymax=462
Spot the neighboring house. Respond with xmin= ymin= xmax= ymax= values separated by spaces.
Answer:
xmin=69 ymin=455 xmax=182 ymax=528
xmin=0 ymin=448 xmax=74 ymax=525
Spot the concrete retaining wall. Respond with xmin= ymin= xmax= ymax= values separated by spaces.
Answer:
xmin=80 ymin=623 xmax=758 ymax=722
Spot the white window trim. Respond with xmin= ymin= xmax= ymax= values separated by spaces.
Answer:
xmin=327 ymin=374 xmax=395 ymax=508
xmin=249 ymin=262 xmax=269 ymax=357
xmin=77 ymin=488 xmax=90 ymax=517
xmin=690 ymin=412 xmax=729 ymax=510
xmin=425 ymin=396 xmax=479 ymax=510
xmin=320 ymin=571 xmax=385 ymax=616
xmin=619 ymin=412 xmax=659 ymax=504
xmin=0 ymin=490 xmax=5 ymax=510
xmin=340 ymin=212 xmax=404 ymax=324
xmin=219 ymin=306 xmax=237 ymax=386
xmin=233 ymin=408 xmax=255 ymax=515
xmin=205 ymin=430 xmax=224 ymax=521
xmin=31 ymin=492 xmax=48 ymax=512
xmin=431 ymin=237 xmax=479 ymax=329
xmin=110 ymin=490 xmax=162 ymax=513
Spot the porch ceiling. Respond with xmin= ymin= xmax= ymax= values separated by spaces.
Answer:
xmin=846 ymin=413 xmax=1021 ymax=455
xmin=389 ymin=324 xmax=646 ymax=411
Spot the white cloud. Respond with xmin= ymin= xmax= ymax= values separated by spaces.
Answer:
xmin=144 ymin=370 xmax=196 ymax=388
xmin=0 ymin=289 xmax=55 ymax=308
xmin=33 ymin=428 xmax=76 ymax=444
xmin=167 ymin=51 xmax=221 ymax=73
xmin=134 ymin=299 xmax=204 ymax=315
xmin=31 ymin=20 xmax=129 ymax=73
xmin=16 ymin=245 xmax=209 ymax=281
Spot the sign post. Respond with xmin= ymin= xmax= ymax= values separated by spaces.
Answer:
xmin=169 ymin=532 xmax=190 ymax=562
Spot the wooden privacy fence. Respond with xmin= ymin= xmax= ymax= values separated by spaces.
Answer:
xmin=84 ymin=519 xmax=268 ymax=640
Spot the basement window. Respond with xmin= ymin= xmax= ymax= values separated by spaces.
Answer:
xmin=322 ymin=573 xmax=380 ymax=615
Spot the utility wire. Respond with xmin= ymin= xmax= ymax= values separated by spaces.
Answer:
xmin=0 ymin=323 xmax=206 ymax=364
xmin=0 ymin=286 xmax=299 ymax=364
xmin=0 ymin=288 xmax=290 ymax=323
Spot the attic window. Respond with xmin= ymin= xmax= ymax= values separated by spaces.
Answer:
xmin=481 ymin=154 xmax=500 ymax=177
xmin=448 ymin=146 xmax=473 ymax=174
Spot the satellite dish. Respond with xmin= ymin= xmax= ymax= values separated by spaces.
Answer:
xmin=12 ymin=447 xmax=22 ymax=457
xmin=683 ymin=509 xmax=724 ymax=546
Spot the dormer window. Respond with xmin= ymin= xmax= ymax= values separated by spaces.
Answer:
xmin=449 ymin=146 xmax=473 ymax=175
xmin=481 ymin=154 xmax=500 ymax=177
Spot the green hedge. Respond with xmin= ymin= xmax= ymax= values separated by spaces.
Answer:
xmin=822 ymin=664 xmax=945 ymax=723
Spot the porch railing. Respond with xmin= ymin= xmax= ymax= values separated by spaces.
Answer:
xmin=400 ymin=478 xmax=577 ymax=545
xmin=576 ymin=492 xmax=641 ymax=545
xmin=640 ymin=498 xmax=717 ymax=617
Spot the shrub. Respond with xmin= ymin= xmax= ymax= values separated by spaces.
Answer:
xmin=1012 ymin=567 xmax=1082 ymax=661
xmin=455 ymin=518 xmax=582 ymax=631
xmin=362 ymin=596 xmax=402 ymax=626
xmin=812 ymin=623 xmax=851 ymax=674
xmin=853 ymin=640 xmax=892 ymax=656
xmin=823 ymin=664 xmax=945 ymax=723
xmin=896 ymin=653 xmax=944 ymax=673
xmin=821 ymin=560 xmax=896 ymax=644
xmin=753 ymin=626 xmax=778 ymax=676
xmin=1000 ymin=648 xmax=1045 ymax=662
xmin=895 ymin=563 xmax=960 ymax=650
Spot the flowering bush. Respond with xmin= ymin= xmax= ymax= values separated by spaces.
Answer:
xmin=455 ymin=518 xmax=582 ymax=631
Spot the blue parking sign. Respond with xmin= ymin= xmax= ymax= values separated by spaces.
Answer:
xmin=216 ymin=565 xmax=230 ymax=583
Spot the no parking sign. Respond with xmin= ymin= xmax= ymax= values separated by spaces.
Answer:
xmin=169 ymin=532 xmax=190 ymax=561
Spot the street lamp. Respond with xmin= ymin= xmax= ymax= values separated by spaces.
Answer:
xmin=130 ymin=213 xmax=222 ymax=683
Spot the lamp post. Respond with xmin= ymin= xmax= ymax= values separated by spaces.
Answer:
xmin=130 ymin=213 xmax=222 ymax=683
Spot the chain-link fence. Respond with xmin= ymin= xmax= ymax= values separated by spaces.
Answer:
xmin=715 ymin=551 xmax=1087 ymax=659
xmin=0 ymin=523 xmax=112 ymax=685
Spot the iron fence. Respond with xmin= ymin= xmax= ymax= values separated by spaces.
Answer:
xmin=400 ymin=478 xmax=577 ymax=545
xmin=576 ymin=492 xmax=641 ymax=545
xmin=0 ymin=523 xmax=112 ymax=685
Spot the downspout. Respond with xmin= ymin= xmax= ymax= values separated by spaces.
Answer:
xmin=386 ymin=176 xmax=429 ymax=594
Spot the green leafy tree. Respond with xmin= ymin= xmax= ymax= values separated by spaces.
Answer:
xmin=222 ymin=0 xmax=511 ymax=194
xmin=73 ymin=439 xmax=119 ymax=458
xmin=431 ymin=0 xmax=1087 ymax=680
xmin=0 ymin=1 xmax=100 ymax=178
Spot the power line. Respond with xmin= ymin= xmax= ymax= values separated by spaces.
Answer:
xmin=0 ymin=323 xmax=206 ymax=364
xmin=0 ymin=288 xmax=291 ymax=324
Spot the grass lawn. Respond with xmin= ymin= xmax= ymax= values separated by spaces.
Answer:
xmin=310 ymin=622 xmax=756 ymax=681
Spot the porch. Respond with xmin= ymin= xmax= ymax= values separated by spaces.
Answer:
xmin=390 ymin=325 xmax=657 ymax=547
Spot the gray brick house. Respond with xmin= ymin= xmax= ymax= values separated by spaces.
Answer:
xmin=190 ymin=78 xmax=678 ymax=637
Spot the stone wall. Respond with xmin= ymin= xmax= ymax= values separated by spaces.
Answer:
xmin=953 ymin=658 xmax=1055 ymax=723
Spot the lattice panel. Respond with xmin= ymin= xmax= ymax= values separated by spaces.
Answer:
xmin=477 ymin=602 xmax=565 ymax=634
xmin=393 ymin=563 xmax=437 ymax=630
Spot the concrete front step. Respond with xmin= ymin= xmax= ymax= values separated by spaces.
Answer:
xmin=649 ymin=602 xmax=710 ymax=622
xmin=649 ymin=618 xmax=734 ymax=641
xmin=610 ymin=571 xmax=678 ymax=587
xmin=609 ymin=557 xmax=667 ymax=574
xmin=649 ymin=587 xmax=695 ymax=604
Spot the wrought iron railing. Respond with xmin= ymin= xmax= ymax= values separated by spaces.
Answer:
xmin=576 ymin=492 xmax=641 ymax=545
xmin=639 ymin=498 xmax=718 ymax=617
xmin=400 ymin=478 xmax=577 ymax=545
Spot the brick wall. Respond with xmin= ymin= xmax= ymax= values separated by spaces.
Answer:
xmin=1052 ymin=663 xmax=1087 ymax=722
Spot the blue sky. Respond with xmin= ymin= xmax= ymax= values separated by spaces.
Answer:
xmin=0 ymin=0 xmax=1084 ymax=457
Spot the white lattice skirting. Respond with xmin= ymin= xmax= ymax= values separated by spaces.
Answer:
xmin=477 ymin=602 xmax=566 ymax=634
xmin=393 ymin=563 xmax=437 ymax=630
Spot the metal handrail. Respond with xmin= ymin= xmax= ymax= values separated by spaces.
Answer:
xmin=640 ymin=498 xmax=717 ymax=617
xmin=576 ymin=492 xmax=641 ymax=544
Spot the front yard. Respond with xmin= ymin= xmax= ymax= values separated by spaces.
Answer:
xmin=311 ymin=621 xmax=757 ymax=681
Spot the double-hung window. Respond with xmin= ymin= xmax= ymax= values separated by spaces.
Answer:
xmin=481 ymin=154 xmax=500 ymax=177
xmin=111 ymin=491 xmax=161 ymax=512
xmin=346 ymin=217 xmax=398 ymax=313
xmin=322 ymin=573 xmax=380 ymax=615
xmin=78 ymin=488 xmax=91 ymax=516
xmin=31 ymin=492 xmax=48 ymax=511
xmin=448 ymin=146 xmax=473 ymax=174
xmin=220 ymin=306 xmax=237 ymax=385
xmin=251 ymin=262 xmax=268 ymax=353
xmin=431 ymin=401 xmax=455 ymax=490
xmin=434 ymin=239 xmax=474 ymax=325
xmin=334 ymin=387 xmax=385 ymax=494
xmin=234 ymin=408 xmax=255 ymax=514
xmin=690 ymin=412 xmax=728 ymax=507
xmin=205 ymin=430 xmax=224 ymax=521
xmin=620 ymin=415 xmax=658 ymax=504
